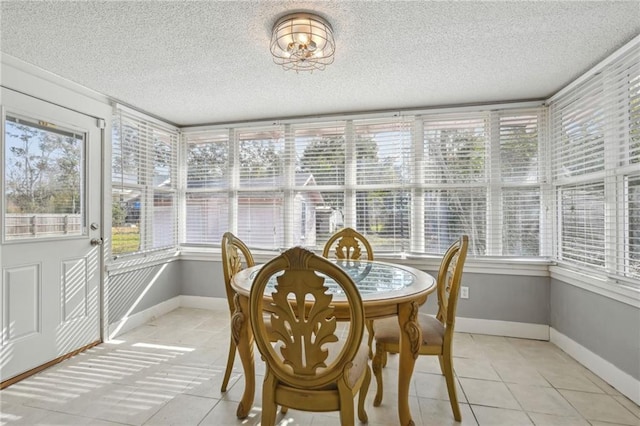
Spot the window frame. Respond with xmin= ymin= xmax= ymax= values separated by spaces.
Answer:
xmin=181 ymin=106 xmax=548 ymax=258
xmin=549 ymin=44 xmax=639 ymax=285
xmin=111 ymin=106 xmax=179 ymax=259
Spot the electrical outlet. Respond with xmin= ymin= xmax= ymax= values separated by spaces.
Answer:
xmin=460 ymin=286 xmax=469 ymax=299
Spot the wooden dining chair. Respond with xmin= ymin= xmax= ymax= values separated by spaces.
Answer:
xmin=371 ymin=235 xmax=469 ymax=421
xmin=322 ymin=227 xmax=376 ymax=358
xmin=220 ymin=232 xmax=265 ymax=393
xmin=322 ymin=227 xmax=374 ymax=262
xmin=250 ymin=247 xmax=371 ymax=426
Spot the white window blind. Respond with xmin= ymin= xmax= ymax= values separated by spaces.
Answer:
xmin=499 ymin=112 xmax=544 ymax=256
xmin=499 ymin=113 xmax=540 ymax=183
xmin=112 ymin=107 xmax=178 ymax=257
xmin=559 ymin=182 xmax=605 ymax=269
xmin=423 ymin=114 xmax=487 ymax=184
xmin=609 ymin=46 xmax=640 ymax=280
xmin=551 ymin=75 xmax=605 ymax=180
xmin=550 ymin=40 xmax=639 ymax=282
xmin=352 ymin=117 xmax=412 ymax=253
xmin=423 ymin=188 xmax=487 ymax=255
xmin=290 ymin=117 xmax=413 ymax=253
xmin=631 ymin=71 xmax=640 ymax=165
xmin=236 ymin=127 xmax=285 ymax=249
xmin=291 ymin=121 xmax=346 ymax=248
xmin=422 ymin=114 xmax=488 ymax=254
xmin=184 ymin=130 xmax=229 ymax=245
xmin=294 ymin=121 xmax=346 ymax=187
xmin=180 ymin=107 xmax=547 ymax=260
xmin=502 ymin=188 xmax=541 ymax=256
xmin=626 ymin=52 xmax=640 ymax=280
xmin=627 ymin=175 xmax=640 ymax=279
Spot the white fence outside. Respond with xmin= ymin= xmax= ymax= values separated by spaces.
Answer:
xmin=5 ymin=214 xmax=82 ymax=239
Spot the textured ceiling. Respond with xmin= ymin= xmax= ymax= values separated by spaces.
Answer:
xmin=1 ymin=1 xmax=639 ymax=126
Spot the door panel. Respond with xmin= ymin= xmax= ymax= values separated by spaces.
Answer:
xmin=1 ymin=88 xmax=102 ymax=382
xmin=2 ymin=263 xmax=40 ymax=342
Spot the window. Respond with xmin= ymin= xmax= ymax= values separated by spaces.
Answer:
xmin=549 ymin=43 xmax=640 ymax=282
xmin=502 ymin=188 xmax=541 ymax=256
xmin=182 ymin=109 xmax=546 ymax=258
xmin=499 ymin=113 xmax=543 ymax=257
xmin=353 ymin=118 xmax=411 ymax=253
xmin=185 ymin=130 xmax=229 ymax=245
xmin=625 ymin=175 xmax=640 ymax=278
xmin=558 ymin=182 xmax=605 ymax=268
xmin=422 ymin=114 xmax=488 ymax=254
xmin=111 ymin=107 xmax=178 ymax=257
xmin=626 ymin=63 xmax=640 ymax=280
xmin=292 ymin=121 xmax=346 ymax=248
xmin=417 ymin=111 xmax=545 ymax=256
xmin=4 ymin=114 xmax=84 ymax=240
xmin=236 ymin=127 xmax=285 ymax=249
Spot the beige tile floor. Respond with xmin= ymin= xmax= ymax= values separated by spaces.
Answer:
xmin=1 ymin=307 xmax=638 ymax=426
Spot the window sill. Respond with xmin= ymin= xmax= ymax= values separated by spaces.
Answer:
xmin=388 ymin=254 xmax=552 ymax=276
xmin=106 ymin=249 xmax=180 ymax=274
xmin=549 ymin=264 xmax=640 ymax=308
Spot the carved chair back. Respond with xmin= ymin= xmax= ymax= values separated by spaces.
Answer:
xmin=221 ymin=232 xmax=255 ymax=312
xmin=435 ymin=235 xmax=469 ymax=339
xmin=250 ymin=246 xmax=365 ymax=389
xmin=322 ymin=227 xmax=374 ymax=261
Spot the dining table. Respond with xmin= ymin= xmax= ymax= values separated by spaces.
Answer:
xmin=230 ymin=258 xmax=437 ymax=426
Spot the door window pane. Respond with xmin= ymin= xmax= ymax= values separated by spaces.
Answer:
xmin=4 ymin=115 xmax=85 ymax=240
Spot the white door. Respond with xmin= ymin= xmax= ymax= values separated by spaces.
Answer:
xmin=0 ymin=88 xmax=102 ymax=383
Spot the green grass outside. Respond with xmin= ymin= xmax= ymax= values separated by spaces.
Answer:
xmin=112 ymin=227 xmax=140 ymax=255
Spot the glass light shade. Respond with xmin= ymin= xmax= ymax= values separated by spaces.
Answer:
xmin=270 ymin=13 xmax=335 ymax=72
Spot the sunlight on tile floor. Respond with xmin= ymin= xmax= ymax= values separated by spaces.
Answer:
xmin=1 ymin=308 xmax=638 ymax=425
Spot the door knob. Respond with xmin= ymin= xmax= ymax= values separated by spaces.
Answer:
xmin=90 ymin=238 xmax=103 ymax=246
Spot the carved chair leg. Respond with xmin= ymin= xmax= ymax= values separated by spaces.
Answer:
xmin=366 ymin=319 xmax=375 ymax=359
xmin=372 ymin=341 xmax=385 ymax=407
xmin=220 ymin=334 xmax=236 ymax=392
xmin=337 ymin=383 xmax=356 ymax=426
xmin=358 ymin=366 xmax=371 ymax=423
xmin=261 ymin=373 xmax=278 ymax=426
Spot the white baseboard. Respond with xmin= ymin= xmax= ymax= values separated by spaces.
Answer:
xmin=456 ymin=317 xmax=550 ymax=340
xmin=551 ymin=328 xmax=640 ymax=406
xmin=107 ymin=296 xmax=181 ymax=340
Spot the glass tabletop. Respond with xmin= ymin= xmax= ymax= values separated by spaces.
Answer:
xmin=241 ymin=259 xmax=434 ymax=302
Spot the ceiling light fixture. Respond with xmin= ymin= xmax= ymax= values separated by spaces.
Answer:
xmin=270 ymin=12 xmax=335 ymax=72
